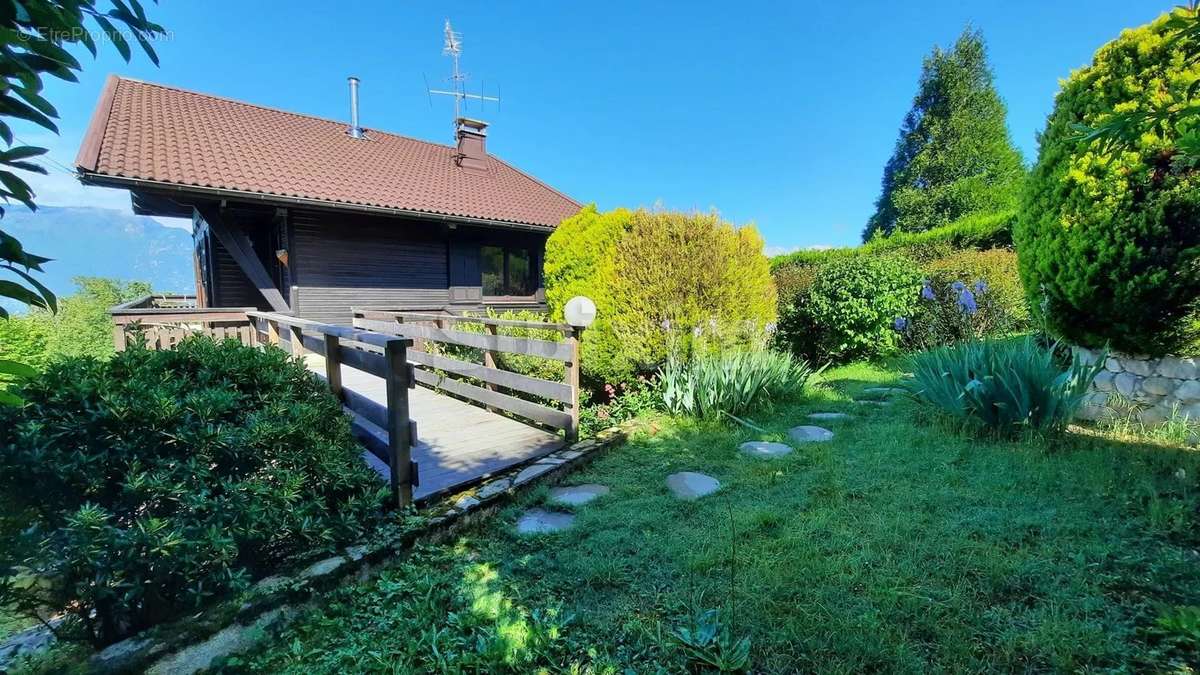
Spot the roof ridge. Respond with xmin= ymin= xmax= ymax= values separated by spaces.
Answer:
xmin=114 ymin=75 xmax=459 ymax=153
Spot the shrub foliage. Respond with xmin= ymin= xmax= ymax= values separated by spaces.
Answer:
xmin=546 ymin=206 xmax=776 ymax=383
xmin=1016 ymin=10 xmax=1200 ymax=355
xmin=777 ymin=255 xmax=921 ymax=364
xmin=899 ymin=249 xmax=1031 ymax=351
xmin=0 ymin=337 xmax=386 ymax=645
xmin=906 ymin=337 xmax=1104 ymax=437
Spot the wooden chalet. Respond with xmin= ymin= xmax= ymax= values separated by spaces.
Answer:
xmin=75 ymin=75 xmax=581 ymax=323
xmin=81 ymin=76 xmax=588 ymax=507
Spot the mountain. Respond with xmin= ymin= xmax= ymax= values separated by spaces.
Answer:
xmin=2 ymin=206 xmax=193 ymax=303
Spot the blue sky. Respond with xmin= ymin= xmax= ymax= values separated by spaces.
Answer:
xmin=16 ymin=0 xmax=1169 ymax=251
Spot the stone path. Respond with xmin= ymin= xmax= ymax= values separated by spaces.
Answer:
xmin=516 ymin=508 xmax=576 ymax=534
xmin=862 ymin=387 xmax=906 ymax=397
xmin=808 ymin=412 xmax=850 ymax=421
xmin=666 ymin=472 xmax=720 ymax=500
xmin=789 ymin=425 xmax=834 ymax=443
xmin=738 ymin=441 xmax=793 ymax=458
xmin=550 ymin=484 xmax=610 ymax=506
xmin=853 ymin=399 xmax=891 ymax=407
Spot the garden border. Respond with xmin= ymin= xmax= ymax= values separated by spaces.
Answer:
xmin=1 ymin=426 xmax=629 ymax=675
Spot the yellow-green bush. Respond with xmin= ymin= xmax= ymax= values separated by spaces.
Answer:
xmin=1016 ymin=9 xmax=1200 ymax=354
xmin=545 ymin=207 xmax=776 ymax=383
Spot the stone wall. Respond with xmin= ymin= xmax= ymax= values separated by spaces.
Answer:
xmin=1075 ymin=347 xmax=1200 ymax=423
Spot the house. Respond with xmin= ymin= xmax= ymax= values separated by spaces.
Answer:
xmin=75 ymin=75 xmax=581 ymax=324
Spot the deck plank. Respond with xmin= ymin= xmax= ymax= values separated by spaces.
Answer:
xmin=303 ymin=355 xmax=565 ymax=500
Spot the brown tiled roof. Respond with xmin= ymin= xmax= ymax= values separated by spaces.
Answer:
xmin=75 ymin=76 xmax=581 ymax=228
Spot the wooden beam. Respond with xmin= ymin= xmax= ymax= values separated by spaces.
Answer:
xmin=324 ymin=334 xmax=343 ymax=401
xmin=197 ymin=206 xmax=290 ymax=312
xmin=414 ymin=368 xmax=573 ymax=431
xmin=566 ymin=327 xmax=582 ymax=441
xmin=354 ymin=317 xmax=574 ymax=362
xmin=385 ymin=338 xmax=414 ymax=507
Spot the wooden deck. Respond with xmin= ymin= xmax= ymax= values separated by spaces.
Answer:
xmin=303 ymin=354 xmax=565 ymax=501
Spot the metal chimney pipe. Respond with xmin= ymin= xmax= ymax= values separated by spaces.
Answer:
xmin=347 ymin=76 xmax=362 ymax=139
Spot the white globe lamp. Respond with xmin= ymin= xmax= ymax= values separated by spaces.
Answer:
xmin=563 ymin=296 xmax=597 ymax=329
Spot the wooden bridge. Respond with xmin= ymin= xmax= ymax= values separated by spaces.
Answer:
xmin=110 ymin=296 xmax=584 ymax=506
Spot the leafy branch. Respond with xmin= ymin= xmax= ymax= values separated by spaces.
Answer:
xmin=0 ymin=0 xmax=164 ymax=402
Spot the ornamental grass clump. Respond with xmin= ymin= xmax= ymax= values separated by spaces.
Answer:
xmin=906 ymin=337 xmax=1104 ymax=437
xmin=659 ymin=350 xmax=815 ymax=420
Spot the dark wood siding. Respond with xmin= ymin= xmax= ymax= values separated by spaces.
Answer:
xmin=210 ymin=232 xmax=263 ymax=308
xmin=291 ymin=209 xmax=450 ymax=324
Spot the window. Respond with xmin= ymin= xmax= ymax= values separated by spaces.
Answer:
xmin=481 ymin=245 xmax=534 ymax=296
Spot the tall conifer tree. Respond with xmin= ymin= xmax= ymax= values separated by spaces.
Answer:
xmin=864 ymin=29 xmax=1025 ymax=241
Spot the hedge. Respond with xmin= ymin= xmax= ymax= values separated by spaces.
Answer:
xmin=1016 ymin=10 xmax=1200 ymax=355
xmin=0 ymin=337 xmax=386 ymax=645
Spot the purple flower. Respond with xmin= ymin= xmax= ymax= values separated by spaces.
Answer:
xmin=693 ymin=325 xmax=703 ymax=338
xmin=951 ymin=280 xmax=966 ymax=293
xmin=892 ymin=317 xmax=909 ymax=332
xmin=764 ymin=322 xmax=777 ymax=335
xmin=974 ymin=279 xmax=988 ymax=295
xmin=661 ymin=319 xmax=671 ymax=331
xmin=920 ymin=281 xmax=936 ymax=301
xmin=957 ymin=288 xmax=978 ymax=315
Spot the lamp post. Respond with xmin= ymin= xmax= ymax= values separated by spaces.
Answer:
xmin=562 ymin=296 xmax=596 ymax=440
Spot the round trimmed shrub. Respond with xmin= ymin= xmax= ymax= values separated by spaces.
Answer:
xmin=1016 ymin=11 xmax=1200 ymax=355
xmin=0 ymin=337 xmax=386 ymax=645
xmin=777 ymin=255 xmax=921 ymax=364
xmin=546 ymin=207 xmax=776 ymax=383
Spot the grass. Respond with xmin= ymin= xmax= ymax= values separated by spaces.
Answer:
xmin=147 ymin=364 xmax=1200 ymax=671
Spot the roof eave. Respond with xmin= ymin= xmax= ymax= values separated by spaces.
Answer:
xmin=77 ymin=171 xmax=560 ymax=233
xmin=74 ymin=74 xmax=119 ymax=172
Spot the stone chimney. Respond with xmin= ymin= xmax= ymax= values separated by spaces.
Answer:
xmin=455 ymin=117 xmax=488 ymax=170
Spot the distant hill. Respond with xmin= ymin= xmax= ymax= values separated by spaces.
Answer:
xmin=2 ymin=206 xmax=193 ymax=305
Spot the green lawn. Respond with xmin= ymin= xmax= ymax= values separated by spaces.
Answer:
xmin=237 ymin=362 xmax=1200 ymax=673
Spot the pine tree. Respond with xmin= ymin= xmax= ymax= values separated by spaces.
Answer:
xmin=863 ymin=29 xmax=1025 ymax=241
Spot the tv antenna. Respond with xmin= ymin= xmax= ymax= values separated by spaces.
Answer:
xmin=426 ymin=20 xmax=500 ymax=133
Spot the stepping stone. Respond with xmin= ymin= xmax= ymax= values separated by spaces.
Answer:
xmin=789 ymin=425 xmax=834 ymax=443
xmin=666 ymin=472 xmax=720 ymax=500
xmin=862 ymin=387 xmax=906 ymax=397
xmin=738 ymin=441 xmax=793 ymax=458
xmin=516 ymin=508 xmax=575 ymax=534
xmin=549 ymin=484 xmax=610 ymax=506
xmin=808 ymin=412 xmax=850 ymax=421
xmin=854 ymin=399 xmax=891 ymax=407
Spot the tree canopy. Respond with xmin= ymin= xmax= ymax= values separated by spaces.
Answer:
xmin=863 ymin=28 xmax=1025 ymax=242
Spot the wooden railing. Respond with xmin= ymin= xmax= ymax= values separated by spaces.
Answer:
xmin=352 ymin=309 xmax=583 ymax=440
xmin=248 ymin=311 xmax=417 ymax=507
xmin=110 ymin=295 xmax=256 ymax=350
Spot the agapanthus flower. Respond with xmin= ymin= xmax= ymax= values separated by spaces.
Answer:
xmin=892 ymin=317 xmax=909 ymax=332
xmin=764 ymin=322 xmax=777 ymax=335
xmin=951 ymin=280 xmax=966 ymax=293
xmin=974 ymin=279 xmax=988 ymax=295
xmin=957 ymin=288 xmax=978 ymax=315
xmin=693 ymin=325 xmax=703 ymax=338
xmin=661 ymin=319 xmax=671 ymax=331
xmin=921 ymin=281 xmax=935 ymax=301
